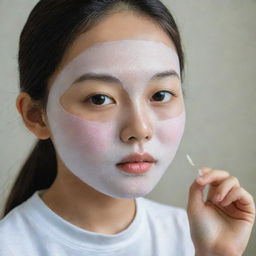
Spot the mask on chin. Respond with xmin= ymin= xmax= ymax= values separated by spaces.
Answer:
xmin=46 ymin=39 xmax=186 ymax=199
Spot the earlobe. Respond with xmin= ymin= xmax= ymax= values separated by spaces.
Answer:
xmin=16 ymin=92 xmax=51 ymax=140
xmin=16 ymin=93 xmax=25 ymax=115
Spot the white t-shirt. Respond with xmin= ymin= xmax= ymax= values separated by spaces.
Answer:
xmin=0 ymin=190 xmax=195 ymax=256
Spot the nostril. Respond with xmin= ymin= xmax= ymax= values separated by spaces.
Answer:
xmin=128 ymin=136 xmax=136 ymax=141
xmin=128 ymin=135 xmax=150 ymax=142
xmin=145 ymin=134 xmax=152 ymax=141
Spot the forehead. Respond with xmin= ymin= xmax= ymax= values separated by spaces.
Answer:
xmin=73 ymin=39 xmax=179 ymax=72
xmin=50 ymin=40 xmax=180 ymax=94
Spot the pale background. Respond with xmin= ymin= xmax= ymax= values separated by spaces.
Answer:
xmin=0 ymin=0 xmax=255 ymax=255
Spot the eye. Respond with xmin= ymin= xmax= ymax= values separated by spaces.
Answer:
xmin=87 ymin=94 xmax=115 ymax=106
xmin=150 ymin=90 xmax=176 ymax=103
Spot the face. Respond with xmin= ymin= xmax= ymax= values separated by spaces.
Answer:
xmin=46 ymin=12 xmax=185 ymax=199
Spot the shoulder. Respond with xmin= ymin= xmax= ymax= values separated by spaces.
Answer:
xmin=0 ymin=203 xmax=26 ymax=240
xmin=0 ymin=194 xmax=37 ymax=248
xmin=0 ymin=206 xmax=22 ymax=254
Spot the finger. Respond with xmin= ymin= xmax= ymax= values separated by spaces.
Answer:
xmin=212 ymin=176 xmax=240 ymax=203
xmin=221 ymin=201 xmax=255 ymax=222
xmin=221 ymin=186 xmax=253 ymax=206
xmin=187 ymin=179 xmax=205 ymax=215
xmin=221 ymin=187 xmax=255 ymax=215
xmin=199 ymin=167 xmax=212 ymax=176
xmin=196 ymin=169 xmax=230 ymax=186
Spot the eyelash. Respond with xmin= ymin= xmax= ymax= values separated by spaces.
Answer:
xmin=150 ymin=90 xmax=177 ymax=103
xmin=84 ymin=90 xmax=177 ymax=106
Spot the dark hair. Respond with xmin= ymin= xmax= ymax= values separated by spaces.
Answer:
xmin=2 ymin=0 xmax=185 ymax=217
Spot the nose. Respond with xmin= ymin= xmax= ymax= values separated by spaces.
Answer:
xmin=120 ymin=108 xmax=153 ymax=144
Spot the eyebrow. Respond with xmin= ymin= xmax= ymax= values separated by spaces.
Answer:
xmin=72 ymin=70 xmax=180 ymax=85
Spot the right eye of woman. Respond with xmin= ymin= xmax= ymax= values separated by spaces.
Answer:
xmin=85 ymin=94 xmax=115 ymax=106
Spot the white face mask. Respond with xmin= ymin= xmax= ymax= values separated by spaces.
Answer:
xmin=46 ymin=39 xmax=185 ymax=199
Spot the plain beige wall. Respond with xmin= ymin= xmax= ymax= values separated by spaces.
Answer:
xmin=0 ymin=0 xmax=255 ymax=255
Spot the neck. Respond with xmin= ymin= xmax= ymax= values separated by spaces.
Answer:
xmin=40 ymin=161 xmax=136 ymax=235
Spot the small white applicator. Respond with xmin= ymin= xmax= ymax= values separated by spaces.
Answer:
xmin=186 ymin=154 xmax=203 ymax=177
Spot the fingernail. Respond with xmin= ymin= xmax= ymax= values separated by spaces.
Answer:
xmin=198 ymin=169 xmax=203 ymax=176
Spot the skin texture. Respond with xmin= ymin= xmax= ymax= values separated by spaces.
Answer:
xmin=16 ymin=11 xmax=255 ymax=255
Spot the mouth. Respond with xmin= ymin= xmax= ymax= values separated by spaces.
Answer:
xmin=116 ymin=153 xmax=157 ymax=174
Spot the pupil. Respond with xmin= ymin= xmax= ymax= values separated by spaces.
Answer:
xmin=153 ymin=92 xmax=165 ymax=101
xmin=91 ymin=95 xmax=105 ymax=105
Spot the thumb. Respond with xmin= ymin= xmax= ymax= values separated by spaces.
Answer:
xmin=187 ymin=179 xmax=205 ymax=216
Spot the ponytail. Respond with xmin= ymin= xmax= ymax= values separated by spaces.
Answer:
xmin=2 ymin=139 xmax=57 ymax=218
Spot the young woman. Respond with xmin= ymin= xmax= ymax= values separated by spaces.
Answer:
xmin=0 ymin=1 xmax=255 ymax=255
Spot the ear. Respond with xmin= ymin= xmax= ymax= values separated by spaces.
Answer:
xmin=16 ymin=92 xmax=51 ymax=140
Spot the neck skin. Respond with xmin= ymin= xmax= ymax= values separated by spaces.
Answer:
xmin=40 ymin=155 xmax=136 ymax=235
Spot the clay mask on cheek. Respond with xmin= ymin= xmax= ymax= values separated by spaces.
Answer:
xmin=46 ymin=40 xmax=186 ymax=199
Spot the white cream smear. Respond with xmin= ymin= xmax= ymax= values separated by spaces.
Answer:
xmin=46 ymin=39 xmax=186 ymax=199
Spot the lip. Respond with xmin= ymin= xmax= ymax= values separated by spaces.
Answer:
xmin=117 ymin=153 xmax=157 ymax=164
xmin=116 ymin=153 xmax=157 ymax=174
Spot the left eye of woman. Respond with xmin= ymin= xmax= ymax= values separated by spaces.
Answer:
xmin=150 ymin=90 xmax=176 ymax=103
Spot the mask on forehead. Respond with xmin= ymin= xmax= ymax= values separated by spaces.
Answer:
xmin=46 ymin=39 xmax=186 ymax=199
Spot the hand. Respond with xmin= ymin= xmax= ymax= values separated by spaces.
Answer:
xmin=187 ymin=168 xmax=255 ymax=256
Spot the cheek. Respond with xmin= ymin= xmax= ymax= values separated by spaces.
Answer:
xmin=78 ymin=121 xmax=116 ymax=154
xmin=156 ymin=116 xmax=185 ymax=144
xmin=57 ymin=109 xmax=116 ymax=155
